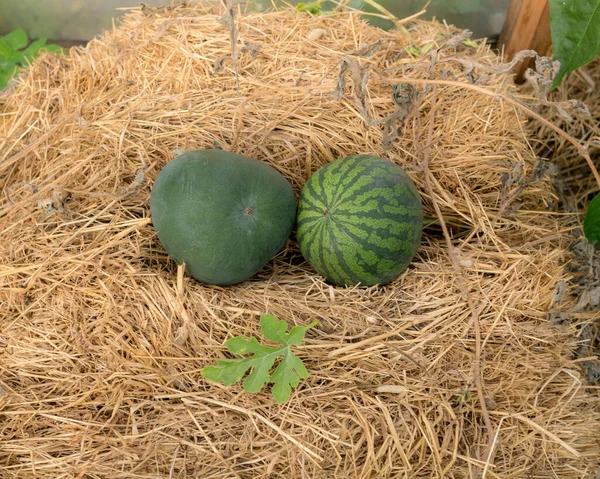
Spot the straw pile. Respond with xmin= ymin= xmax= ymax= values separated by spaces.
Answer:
xmin=524 ymin=56 xmax=600 ymax=386
xmin=1 ymin=2 xmax=599 ymax=477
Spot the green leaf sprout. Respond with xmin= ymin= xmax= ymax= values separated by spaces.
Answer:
xmin=0 ymin=29 xmax=64 ymax=90
xmin=296 ymin=0 xmax=324 ymax=15
xmin=548 ymin=0 xmax=600 ymax=89
xmin=201 ymin=314 xmax=318 ymax=403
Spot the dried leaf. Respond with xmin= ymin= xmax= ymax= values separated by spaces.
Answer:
xmin=218 ymin=0 xmax=238 ymax=78
xmin=120 ymin=152 xmax=148 ymax=198
xmin=500 ymin=159 xmax=556 ymax=216
xmin=551 ymin=280 xmax=566 ymax=305
xmin=350 ymin=59 xmax=371 ymax=122
xmin=375 ymin=83 xmax=417 ymax=149
xmin=307 ymin=28 xmax=327 ymax=41
xmin=351 ymin=40 xmax=383 ymax=58
xmin=213 ymin=55 xmax=230 ymax=75
xmin=241 ymin=42 xmax=261 ymax=60
xmin=333 ymin=57 xmax=371 ymax=123
xmin=444 ymin=30 xmax=473 ymax=48
xmin=37 ymin=188 xmax=72 ymax=219
xmin=332 ymin=58 xmax=349 ymax=101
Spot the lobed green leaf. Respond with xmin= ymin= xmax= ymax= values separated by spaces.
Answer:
xmin=201 ymin=314 xmax=317 ymax=403
xmin=0 ymin=29 xmax=64 ymax=90
xmin=296 ymin=0 xmax=323 ymax=14
xmin=1 ymin=29 xmax=28 ymax=51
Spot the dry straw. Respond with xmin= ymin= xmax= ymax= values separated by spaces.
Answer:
xmin=525 ymin=56 xmax=600 ymax=387
xmin=1 ymin=2 xmax=599 ymax=478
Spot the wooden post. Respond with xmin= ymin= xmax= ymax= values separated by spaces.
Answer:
xmin=498 ymin=0 xmax=552 ymax=83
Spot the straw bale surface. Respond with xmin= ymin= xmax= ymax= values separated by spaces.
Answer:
xmin=525 ymin=56 xmax=600 ymax=386
xmin=1 ymin=3 xmax=599 ymax=478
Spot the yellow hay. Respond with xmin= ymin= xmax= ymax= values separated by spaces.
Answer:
xmin=525 ymin=55 xmax=600 ymax=389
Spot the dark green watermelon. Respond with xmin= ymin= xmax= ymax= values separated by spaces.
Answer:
xmin=150 ymin=149 xmax=296 ymax=286
xmin=296 ymin=154 xmax=423 ymax=287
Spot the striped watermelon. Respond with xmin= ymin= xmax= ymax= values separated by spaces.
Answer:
xmin=296 ymin=155 xmax=423 ymax=287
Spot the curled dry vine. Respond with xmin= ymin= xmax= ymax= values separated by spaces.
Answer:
xmin=381 ymin=76 xmax=600 ymax=189
xmin=378 ymin=28 xmax=600 ymax=188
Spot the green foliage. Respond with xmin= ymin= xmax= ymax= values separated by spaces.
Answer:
xmin=584 ymin=193 xmax=600 ymax=246
xmin=549 ymin=0 xmax=600 ymax=89
xmin=296 ymin=0 xmax=324 ymax=14
xmin=546 ymin=2 xmax=600 ymax=248
xmin=453 ymin=390 xmax=473 ymax=406
xmin=0 ymin=28 xmax=63 ymax=90
xmin=462 ymin=38 xmax=479 ymax=49
xmin=405 ymin=34 xmax=478 ymax=56
xmin=201 ymin=314 xmax=318 ymax=403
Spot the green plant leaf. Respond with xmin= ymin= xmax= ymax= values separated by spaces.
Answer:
xmin=462 ymin=38 xmax=479 ymax=49
xmin=0 ymin=40 xmax=15 ymax=60
xmin=0 ymin=29 xmax=64 ymax=90
xmin=201 ymin=314 xmax=318 ymax=403
xmin=1 ymin=28 xmax=28 ymax=51
xmin=41 ymin=44 xmax=64 ymax=55
xmin=0 ymin=62 xmax=20 ymax=89
xmin=296 ymin=0 xmax=323 ymax=14
xmin=584 ymin=192 xmax=600 ymax=245
xmin=549 ymin=0 xmax=600 ymax=89
xmin=22 ymin=37 xmax=49 ymax=63
xmin=405 ymin=44 xmax=420 ymax=56
xmin=421 ymin=42 xmax=435 ymax=55
xmin=0 ymin=57 xmax=20 ymax=69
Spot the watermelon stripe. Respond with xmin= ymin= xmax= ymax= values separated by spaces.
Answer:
xmin=300 ymin=216 xmax=352 ymax=283
xmin=326 ymin=156 xmax=366 ymax=207
xmin=328 ymin=227 xmax=365 ymax=283
xmin=332 ymin=175 xmax=399 ymax=210
xmin=302 ymin=214 xmax=418 ymax=257
xmin=315 ymin=220 xmax=336 ymax=280
xmin=301 ymin=180 xmax=328 ymax=212
xmin=338 ymin=191 xmax=422 ymax=220
xmin=333 ymin=218 xmax=401 ymax=256
xmin=330 ymin=174 xmax=373 ymax=211
xmin=296 ymin=215 xmax=323 ymax=231
xmin=298 ymin=192 xmax=326 ymax=214
xmin=335 ymin=220 xmax=418 ymax=245
xmin=311 ymin=161 xmax=333 ymax=207
xmin=338 ymin=210 xmax=421 ymax=226
xmin=297 ymin=155 xmax=423 ymax=287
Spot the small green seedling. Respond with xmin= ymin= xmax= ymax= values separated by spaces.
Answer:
xmin=0 ymin=29 xmax=63 ymax=90
xmin=462 ymin=38 xmax=479 ymax=49
xmin=453 ymin=390 xmax=473 ymax=406
xmin=405 ymin=44 xmax=421 ymax=56
xmin=406 ymin=37 xmax=477 ymax=57
xmin=201 ymin=314 xmax=318 ymax=403
xmin=296 ymin=0 xmax=324 ymax=15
